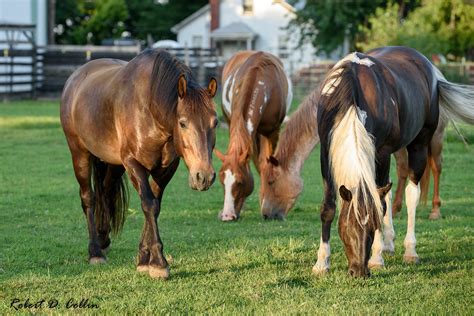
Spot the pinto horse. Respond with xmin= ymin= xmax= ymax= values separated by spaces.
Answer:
xmin=313 ymin=46 xmax=474 ymax=277
xmin=215 ymin=51 xmax=292 ymax=221
xmin=60 ymin=49 xmax=218 ymax=279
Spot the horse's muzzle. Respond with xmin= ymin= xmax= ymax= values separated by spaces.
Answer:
xmin=189 ymin=170 xmax=216 ymax=191
xmin=260 ymin=199 xmax=286 ymax=221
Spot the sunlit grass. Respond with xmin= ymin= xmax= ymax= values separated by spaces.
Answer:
xmin=0 ymin=100 xmax=473 ymax=314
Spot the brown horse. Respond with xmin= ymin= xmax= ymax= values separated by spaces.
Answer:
xmin=260 ymin=89 xmax=320 ymax=219
xmin=60 ymin=49 xmax=218 ymax=279
xmin=393 ymin=115 xmax=447 ymax=220
xmin=215 ymin=51 xmax=292 ymax=221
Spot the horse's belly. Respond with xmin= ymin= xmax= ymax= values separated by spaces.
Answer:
xmin=83 ymin=136 xmax=122 ymax=165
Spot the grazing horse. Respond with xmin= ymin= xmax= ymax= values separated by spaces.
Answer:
xmin=393 ymin=115 xmax=447 ymax=220
xmin=313 ymin=46 xmax=474 ymax=277
xmin=60 ymin=49 xmax=218 ymax=279
xmin=215 ymin=51 xmax=292 ymax=221
xmin=260 ymin=89 xmax=320 ymax=219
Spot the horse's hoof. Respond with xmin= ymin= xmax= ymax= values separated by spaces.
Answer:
xmin=403 ymin=254 xmax=420 ymax=264
xmin=149 ymin=266 xmax=170 ymax=279
xmin=312 ymin=265 xmax=329 ymax=276
xmin=89 ymin=257 xmax=106 ymax=265
xmin=429 ymin=212 xmax=441 ymax=220
xmin=368 ymin=261 xmax=384 ymax=270
xmin=136 ymin=265 xmax=149 ymax=273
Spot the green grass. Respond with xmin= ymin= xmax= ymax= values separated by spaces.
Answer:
xmin=1 ymin=100 xmax=473 ymax=314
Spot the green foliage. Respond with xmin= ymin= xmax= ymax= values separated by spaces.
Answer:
xmin=289 ymin=0 xmax=420 ymax=56
xmin=55 ymin=0 xmax=207 ymax=45
xmin=55 ymin=0 xmax=128 ymax=45
xmin=359 ymin=0 xmax=474 ymax=59
xmin=1 ymin=101 xmax=474 ymax=313
xmin=125 ymin=0 xmax=207 ymax=42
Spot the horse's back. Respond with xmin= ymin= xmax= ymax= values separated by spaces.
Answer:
xmin=221 ymin=51 xmax=289 ymax=133
xmin=60 ymin=58 xmax=127 ymax=164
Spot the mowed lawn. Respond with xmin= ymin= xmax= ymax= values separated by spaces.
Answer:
xmin=1 ymin=100 xmax=473 ymax=314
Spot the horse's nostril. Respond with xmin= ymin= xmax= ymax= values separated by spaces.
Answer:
xmin=210 ymin=171 xmax=216 ymax=183
xmin=196 ymin=172 xmax=202 ymax=182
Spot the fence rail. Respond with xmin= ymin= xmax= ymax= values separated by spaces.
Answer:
xmin=1 ymin=45 xmax=474 ymax=101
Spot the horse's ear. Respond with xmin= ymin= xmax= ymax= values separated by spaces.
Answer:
xmin=378 ymin=182 xmax=392 ymax=198
xmin=177 ymin=74 xmax=187 ymax=99
xmin=214 ymin=148 xmax=225 ymax=161
xmin=208 ymin=77 xmax=218 ymax=98
xmin=339 ymin=185 xmax=352 ymax=202
xmin=267 ymin=155 xmax=279 ymax=167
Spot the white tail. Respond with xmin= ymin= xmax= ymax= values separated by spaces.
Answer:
xmin=329 ymin=106 xmax=383 ymax=226
xmin=433 ymin=66 xmax=474 ymax=124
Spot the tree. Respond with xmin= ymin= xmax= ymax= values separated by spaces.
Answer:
xmin=358 ymin=0 xmax=474 ymax=60
xmin=288 ymin=0 xmax=419 ymax=56
xmin=125 ymin=0 xmax=207 ymax=43
xmin=55 ymin=0 xmax=128 ymax=45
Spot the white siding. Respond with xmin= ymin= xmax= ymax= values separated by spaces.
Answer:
xmin=176 ymin=11 xmax=210 ymax=48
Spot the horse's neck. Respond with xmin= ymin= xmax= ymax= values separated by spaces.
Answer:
xmin=277 ymin=92 xmax=320 ymax=175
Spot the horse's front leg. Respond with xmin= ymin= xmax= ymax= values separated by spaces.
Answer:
xmin=313 ymin=179 xmax=336 ymax=275
xmin=313 ymin=146 xmax=336 ymax=275
xmin=136 ymin=159 xmax=180 ymax=274
xmin=123 ymin=157 xmax=169 ymax=279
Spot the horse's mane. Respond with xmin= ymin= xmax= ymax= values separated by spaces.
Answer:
xmin=143 ymin=49 xmax=209 ymax=116
xmin=275 ymin=88 xmax=320 ymax=169
xmin=319 ymin=56 xmax=383 ymax=228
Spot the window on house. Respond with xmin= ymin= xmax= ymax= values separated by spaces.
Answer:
xmin=192 ymin=35 xmax=203 ymax=48
xmin=243 ymin=0 xmax=253 ymax=15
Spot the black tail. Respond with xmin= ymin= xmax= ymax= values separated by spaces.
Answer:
xmin=91 ymin=157 xmax=129 ymax=237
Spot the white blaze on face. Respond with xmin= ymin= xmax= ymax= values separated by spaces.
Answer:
xmin=222 ymin=169 xmax=236 ymax=217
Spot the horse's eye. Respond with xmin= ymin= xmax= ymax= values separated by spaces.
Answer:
xmin=179 ymin=120 xmax=187 ymax=129
xmin=211 ymin=119 xmax=219 ymax=129
xmin=268 ymin=180 xmax=275 ymax=185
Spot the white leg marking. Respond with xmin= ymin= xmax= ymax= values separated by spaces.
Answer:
xmin=383 ymin=188 xmax=395 ymax=254
xmin=369 ymin=229 xmax=385 ymax=269
xmin=220 ymin=169 xmax=236 ymax=221
xmin=312 ymin=237 xmax=331 ymax=275
xmin=404 ymin=180 xmax=420 ymax=263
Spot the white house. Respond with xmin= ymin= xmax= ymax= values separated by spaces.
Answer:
xmin=171 ymin=0 xmax=331 ymax=74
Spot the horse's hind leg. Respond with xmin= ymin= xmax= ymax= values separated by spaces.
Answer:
xmin=393 ymin=149 xmax=408 ymax=216
xmin=71 ymin=150 xmax=105 ymax=264
xmin=428 ymin=127 xmax=444 ymax=220
xmin=403 ymin=142 xmax=430 ymax=264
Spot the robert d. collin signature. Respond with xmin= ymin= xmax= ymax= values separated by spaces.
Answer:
xmin=10 ymin=298 xmax=99 ymax=310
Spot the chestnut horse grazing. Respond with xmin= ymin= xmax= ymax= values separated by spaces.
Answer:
xmin=215 ymin=51 xmax=292 ymax=221
xmin=60 ymin=49 xmax=218 ymax=279
xmin=393 ymin=114 xmax=447 ymax=220
xmin=260 ymin=89 xmax=320 ymax=219
xmin=314 ymin=46 xmax=474 ymax=277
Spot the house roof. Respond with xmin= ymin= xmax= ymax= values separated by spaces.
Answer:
xmin=171 ymin=1 xmax=295 ymax=33
xmin=171 ymin=4 xmax=210 ymax=34
xmin=210 ymin=22 xmax=257 ymax=40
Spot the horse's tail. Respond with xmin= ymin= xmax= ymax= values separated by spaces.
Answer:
xmin=325 ymin=63 xmax=383 ymax=227
xmin=419 ymin=156 xmax=431 ymax=206
xmin=91 ymin=157 xmax=129 ymax=236
xmin=433 ymin=67 xmax=474 ymax=124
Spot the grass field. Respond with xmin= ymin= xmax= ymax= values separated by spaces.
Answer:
xmin=1 ymin=100 xmax=473 ymax=314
